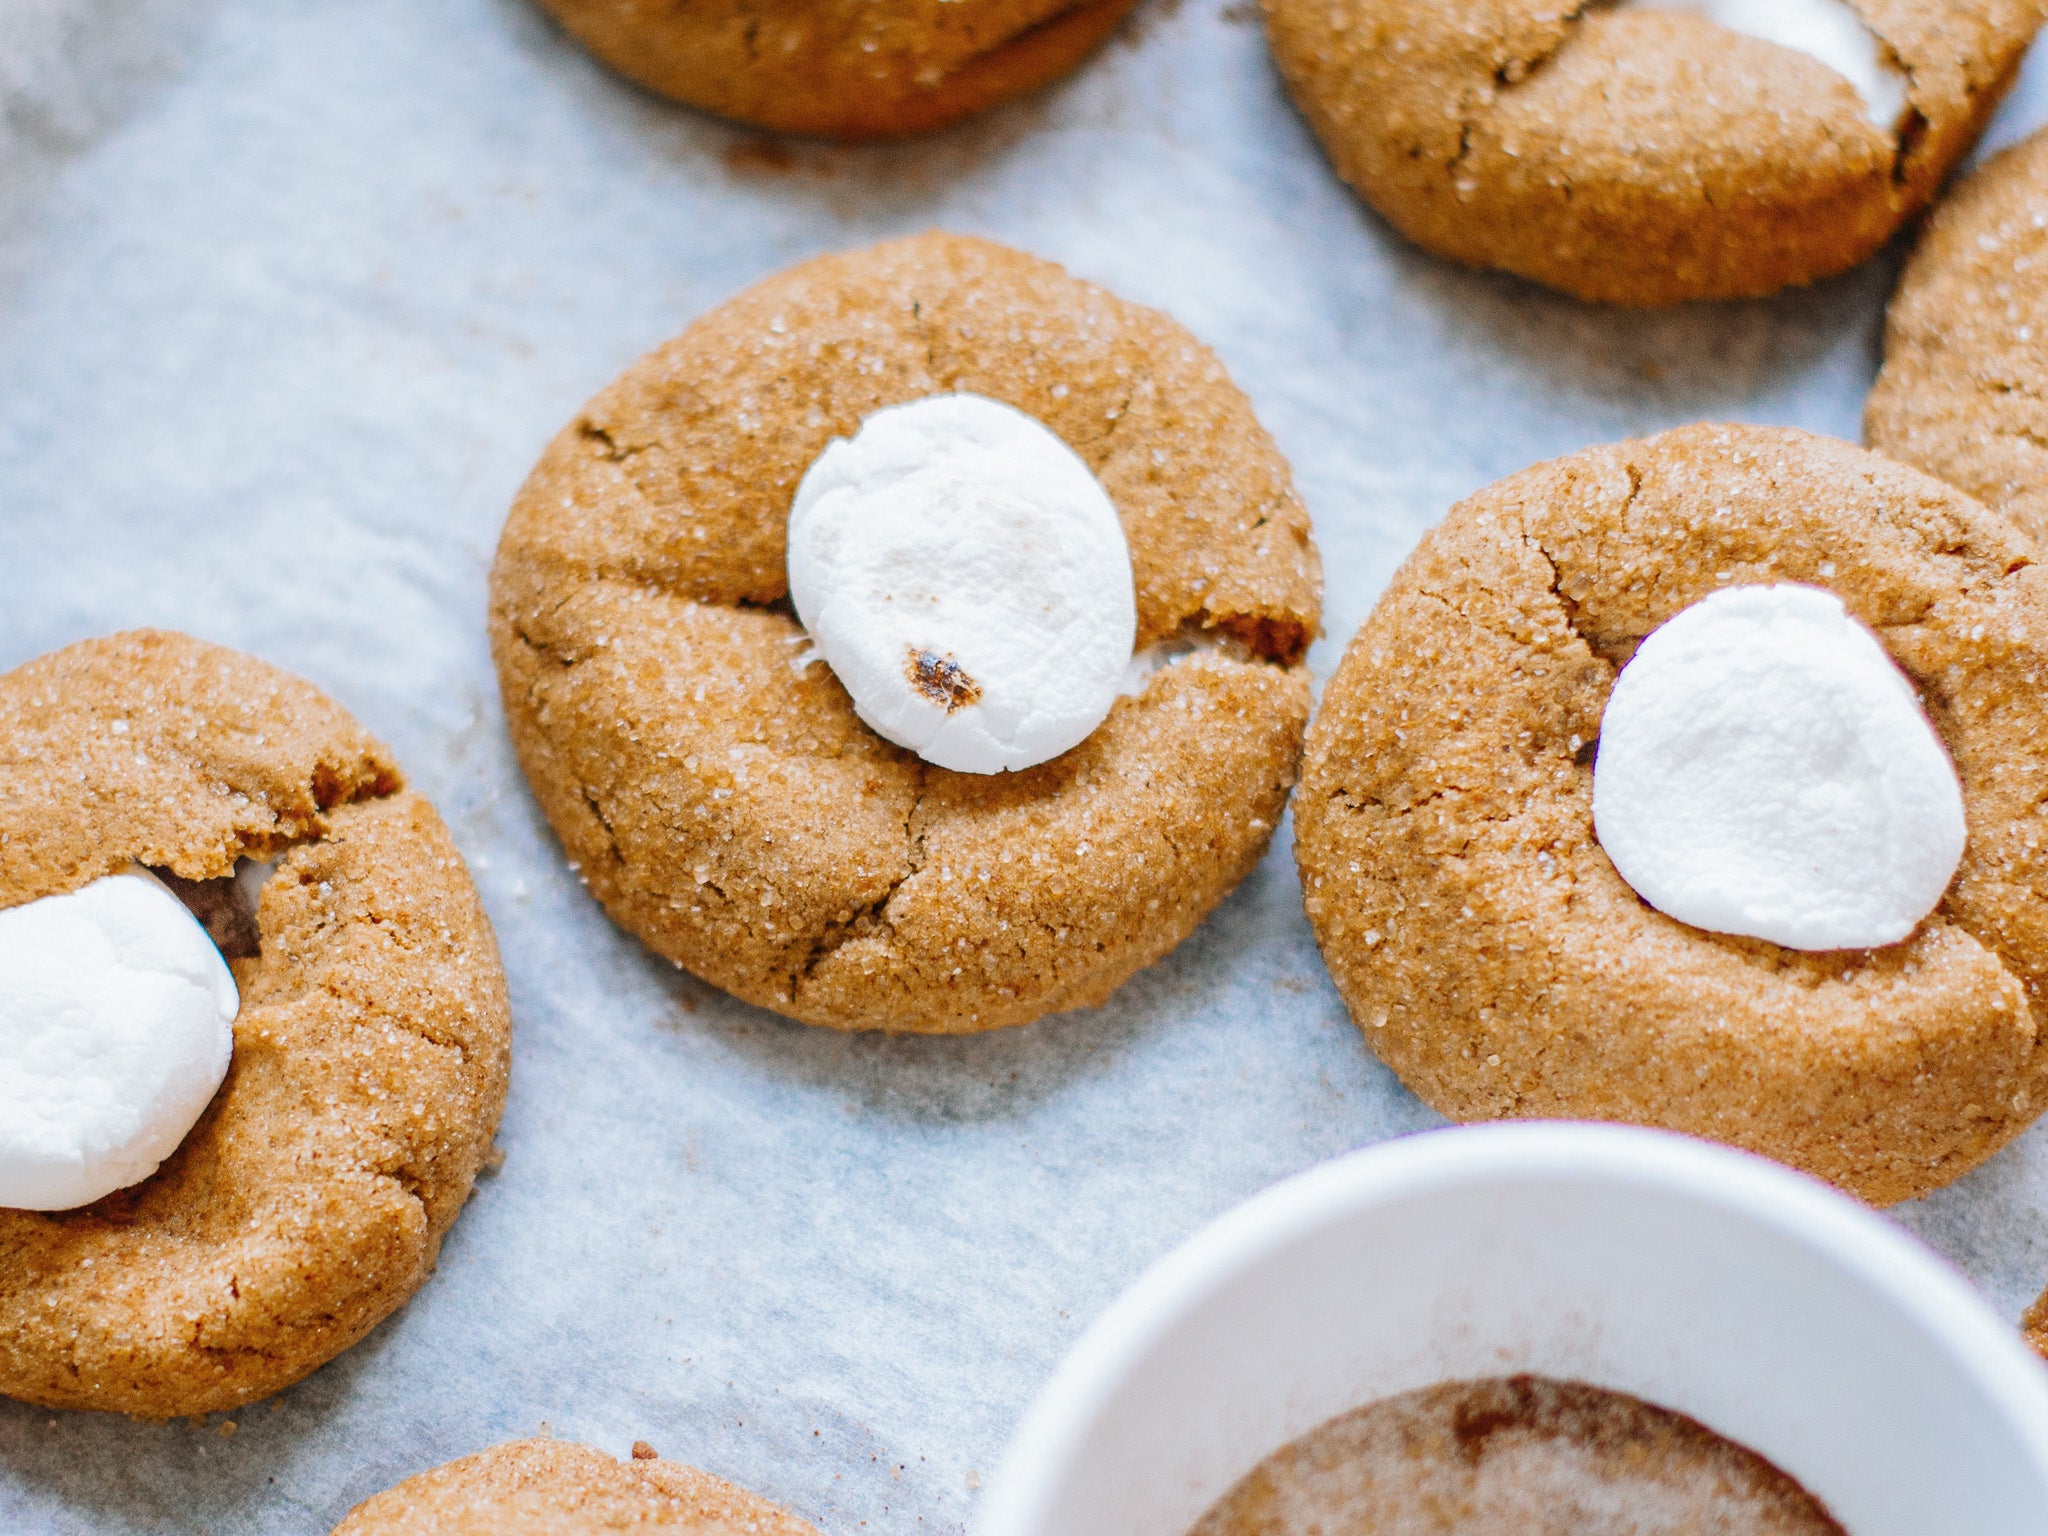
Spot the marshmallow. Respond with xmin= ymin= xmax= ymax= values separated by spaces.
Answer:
xmin=0 ymin=870 xmax=239 ymax=1210
xmin=788 ymin=392 xmax=1137 ymax=775
xmin=1630 ymin=0 xmax=1908 ymax=130
xmin=1591 ymin=585 xmax=1965 ymax=951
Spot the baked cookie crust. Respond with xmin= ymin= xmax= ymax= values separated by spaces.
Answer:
xmin=1295 ymin=424 xmax=2048 ymax=1205
xmin=1868 ymin=125 xmax=2048 ymax=543
xmin=0 ymin=631 xmax=512 ymax=1416
xmin=532 ymin=0 xmax=1140 ymax=140
xmin=1261 ymin=0 xmax=2040 ymax=306
xmin=491 ymin=231 xmax=1321 ymax=1035
xmin=330 ymin=1438 xmax=820 ymax=1535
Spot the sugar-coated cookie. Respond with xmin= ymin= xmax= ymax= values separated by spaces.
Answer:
xmin=1262 ymin=0 xmax=2040 ymax=306
xmin=491 ymin=231 xmax=1320 ymax=1035
xmin=1868 ymin=125 xmax=2048 ymax=542
xmin=532 ymin=0 xmax=1140 ymax=140
xmin=1295 ymin=425 xmax=2048 ymax=1205
xmin=0 ymin=630 xmax=511 ymax=1416
xmin=329 ymin=1438 xmax=820 ymax=1535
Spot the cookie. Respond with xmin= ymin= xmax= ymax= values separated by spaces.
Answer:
xmin=330 ymin=1438 xmax=821 ymax=1535
xmin=491 ymin=231 xmax=1320 ymax=1035
xmin=2025 ymin=1289 xmax=2048 ymax=1362
xmin=1867 ymin=125 xmax=2048 ymax=543
xmin=1261 ymin=0 xmax=2040 ymax=306
xmin=1294 ymin=424 xmax=2048 ymax=1205
xmin=329 ymin=1438 xmax=816 ymax=1535
xmin=531 ymin=0 xmax=1140 ymax=140
xmin=0 ymin=630 xmax=512 ymax=1416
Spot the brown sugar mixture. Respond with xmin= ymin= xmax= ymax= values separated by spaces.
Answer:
xmin=1187 ymin=1376 xmax=1844 ymax=1536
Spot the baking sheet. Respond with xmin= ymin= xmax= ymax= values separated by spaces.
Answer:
xmin=4 ymin=2 xmax=2048 ymax=1530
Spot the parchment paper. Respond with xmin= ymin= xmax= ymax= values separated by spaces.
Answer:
xmin=4 ymin=3 xmax=2048 ymax=1530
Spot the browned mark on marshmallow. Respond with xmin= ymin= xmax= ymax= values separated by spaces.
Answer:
xmin=906 ymin=647 xmax=981 ymax=711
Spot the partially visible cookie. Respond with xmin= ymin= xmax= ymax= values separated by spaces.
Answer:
xmin=491 ymin=231 xmax=1321 ymax=1035
xmin=1262 ymin=0 xmax=2040 ymax=306
xmin=0 ymin=630 xmax=512 ymax=1416
xmin=330 ymin=1438 xmax=821 ymax=1536
xmin=1868 ymin=125 xmax=2048 ymax=542
xmin=1295 ymin=424 xmax=2048 ymax=1205
xmin=531 ymin=0 xmax=1140 ymax=140
xmin=2024 ymin=1287 xmax=2048 ymax=1363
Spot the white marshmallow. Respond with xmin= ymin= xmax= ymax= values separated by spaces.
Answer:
xmin=1630 ymin=0 xmax=1908 ymax=130
xmin=0 ymin=870 xmax=238 ymax=1210
xmin=1592 ymin=585 xmax=1965 ymax=952
xmin=788 ymin=392 xmax=1137 ymax=775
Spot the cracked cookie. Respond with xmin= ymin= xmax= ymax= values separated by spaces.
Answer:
xmin=1868 ymin=125 xmax=2048 ymax=543
xmin=330 ymin=1437 xmax=821 ymax=1535
xmin=1261 ymin=0 xmax=2040 ymax=306
xmin=0 ymin=630 xmax=512 ymax=1416
xmin=1295 ymin=423 xmax=2048 ymax=1205
xmin=490 ymin=230 xmax=1320 ymax=1035
xmin=530 ymin=0 xmax=1140 ymax=140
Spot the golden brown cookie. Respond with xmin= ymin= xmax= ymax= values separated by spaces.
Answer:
xmin=531 ymin=0 xmax=1141 ymax=140
xmin=330 ymin=1438 xmax=821 ymax=1535
xmin=0 ymin=630 xmax=512 ymax=1416
xmin=1868 ymin=125 xmax=2048 ymax=542
xmin=1262 ymin=0 xmax=2040 ymax=307
xmin=1295 ymin=423 xmax=2048 ymax=1205
xmin=491 ymin=231 xmax=1320 ymax=1035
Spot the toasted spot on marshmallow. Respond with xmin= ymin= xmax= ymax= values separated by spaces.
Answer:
xmin=906 ymin=647 xmax=983 ymax=712
xmin=1630 ymin=0 xmax=1909 ymax=131
xmin=0 ymin=869 xmax=239 ymax=1211
xmin=788 ymin=392 xmax=1137 ymax=775
xmin=1592 ymin=585 xmax=1965 ymax=952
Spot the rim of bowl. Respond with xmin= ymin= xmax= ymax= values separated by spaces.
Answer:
xmin=976 ymin=1121 xmax=2048 ymax=1536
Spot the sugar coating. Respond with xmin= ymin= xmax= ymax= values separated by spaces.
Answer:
xmin=1633 ymin=0 xmax=1907 ymax=129
xmin=1188 ymin=1376 xmax=1843 ymax=1536
xmin=0 ymin=869 xmax=236 ymax=1211
xmin=1594 ymin=585 xmax=1965 ymax=952
xmin=788 ymin=392 xmax=1136 ymax=775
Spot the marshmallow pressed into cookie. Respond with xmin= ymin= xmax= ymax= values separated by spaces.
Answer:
xmin=0 ymin=869 xmax=238 ymax=1211
xmin=1867 ymin=125 xmax=2048 ymax=543
xmin=1295 ymin=424 xmax=2048 ymax=1206
xmin=1261 ymin=0 xmax=2040 ymax=306
xmin=329 ymin=1438 xmax=821 ymax=1536
xmin=788 ymin=391 xmax=1137 ymax=774
xmin=0 ymin=630 xmax=511 ymax=1418
xmin=530 ymin=0 xmax=1140 ymax=140
xmin=1592 ymin=584 xmax=1965 ymax=951
xmin=490 ymin=231 xmax=1321 ymax=1035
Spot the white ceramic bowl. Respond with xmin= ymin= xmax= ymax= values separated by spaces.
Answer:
xmin=977 ymin=1123 xmax=2048 ymax=1536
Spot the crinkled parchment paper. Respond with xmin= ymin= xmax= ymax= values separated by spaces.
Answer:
xmin=3 ymin=2 xmax=2048 ymax=1530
